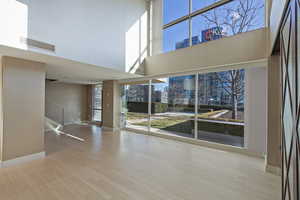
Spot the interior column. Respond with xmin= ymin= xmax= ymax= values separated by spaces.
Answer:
xmin=0 ymin=56 xmax=46 ymax=166
xmin=266 ymin=54 xmax=281 ymax=174
xmin=102 ymin=80 xmax=120 ymax=131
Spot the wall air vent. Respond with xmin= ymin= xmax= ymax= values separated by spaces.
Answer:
xmin=46 ymin=79 xmax=58 ymax=82
xmin=20 ymin=37 xmax=55 ymax=52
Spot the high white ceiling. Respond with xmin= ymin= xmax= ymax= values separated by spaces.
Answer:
xmin=0 ymin=45 xmax=142 ymax=84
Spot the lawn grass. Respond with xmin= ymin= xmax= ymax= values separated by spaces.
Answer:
xmin=127 ymin=112 xmax=148 ymax=120
xmin=127 ymin=111 xmax=244 ymax=137
xmin=132 ymin=116 xmax=244 ymax=137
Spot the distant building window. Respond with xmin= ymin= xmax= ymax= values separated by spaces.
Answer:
xmin=163 ymin=0 xmax=265 ymax=53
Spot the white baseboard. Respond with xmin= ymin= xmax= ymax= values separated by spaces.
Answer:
xmin=102 ymin=126 xmax=120 ymax=132
xmin=0 ymin=152 xmax=46 ymax=168
xmin=65 ymin=121 xmax=93 ymax=126
xmin=265 ymin=164 xmax=281 ymax=176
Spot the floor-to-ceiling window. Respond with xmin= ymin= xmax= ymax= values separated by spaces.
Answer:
xmin=92 ymin=84 xmax=102 ymax=122
xmin=163 ymin=0 xmax=265 ymax=53
xmin=121 ymin=82 xmax=150 ymax=131
xmin=121 ymin=69 xmax=245 ymax=147
xmin=150 ymin=75 xmax=195 ymax=138
xmin=197 ymin=70 xmax=244 ymax=147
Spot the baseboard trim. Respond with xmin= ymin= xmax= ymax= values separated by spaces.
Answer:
xmin=265 ymin=164 xmax=281 ymax=176
xmin=0 ymin=152 xmax=46 ymax=168
xmin=65 ymin=121 xmax=94 ymax=126
xmin=123 ymin=128 xmax=265 ymax=159
xmin=102 ymin=126 xmax=120 ymax=132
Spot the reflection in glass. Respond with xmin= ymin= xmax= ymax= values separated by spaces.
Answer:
xmin=150 ymin=75 xmax=195 ymax=138
xmin=197 ymin=70 xmax=245 ymax=147
xmin=93 ymin=110 xmax=102 ymax=121
xmin=163 ymin=20 xmax=189 ymax=53
xmin=191 ymin=0 xmax=265 ymax=46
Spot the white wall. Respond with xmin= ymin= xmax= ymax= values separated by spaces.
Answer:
xmin=244 ymin=67 xmax=268 ymax=155
xmin=0 ymin=0 xmax=147 ymax=72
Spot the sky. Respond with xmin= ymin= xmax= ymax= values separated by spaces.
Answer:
xmin=163 ymin=0 xmax=265 ymax=52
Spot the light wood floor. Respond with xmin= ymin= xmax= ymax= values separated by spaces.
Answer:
xmin=0 ymin=124 xmax=280 ymax=200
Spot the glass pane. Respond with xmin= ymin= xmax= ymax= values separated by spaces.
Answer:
xmin=93 ymin=85 xmax=102 ymax=109
xmin=191 ymin=0 xmax=265 ymax=45
xmin=284 ymin=85 xmax=293 ymax=153
xmin=163 ymin=20 xmax=189 ymax=53
xmin=121 ymin=83 xmax=149 ymax=131
xmin=151 ymin=75 xmax=195 ymax=138
xmin=163 ymin=0 xmax=189 ymax=25
xmin=197 ymin=69 xmax=245 ymax=147
xmin=92 ymin=110 xmax=102 ymax=121
xmin=192 ymin=0 xmax=222 ymax=12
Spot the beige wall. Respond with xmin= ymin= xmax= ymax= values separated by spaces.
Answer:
xmin=267 ymin=54 xmax=281 ymax=168
xmin=145 ymin=28 xmax=268 ymax=76
xmin=0 ymin=57 xmax=3 ymax=161
xmin=244 ymin=67 xmax=268 ymax=155
xmin=151 ymin=0 xmax=163 ymax=55
xmin=45 ymin=81 xmax=89 ymax=125
xmin=1 ymin=56 xmax=45 ymax=161
xmin=102 ymin=80 xmax=120 ymax=129
xmin=267 ymin=0 xmax=285 ymax=168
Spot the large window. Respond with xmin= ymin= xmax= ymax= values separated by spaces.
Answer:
xmin=121 ymin=83 xmax=150 ymax=131
xmin=151 ymin=75 xmax=195 ymax=138
xmin=163 ymin=21 xmax=189 ymax=53
xmin=121 ymin=69 xmax=245 ymax=147
xmin=163 ymin=0 xmax=265 ymax=52
xmin=197 ymin=70 xmax=244 ymax=147
xmin=192 ymin=0 xmax=223 ymax=12
xmin=92 ymin=85 xmax=102 ymax=122
xmin=163 ymin=0 xmax=189 ymax=24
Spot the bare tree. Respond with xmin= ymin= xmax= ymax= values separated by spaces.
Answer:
xmin=202 ymin=0 xmax=264 ymax=35
xmin=214 ymin=70 xmax=244 ymax=119
xmin=201 ymin=0 xmax=263 ymax=119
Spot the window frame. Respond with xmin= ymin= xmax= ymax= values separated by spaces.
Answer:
xmin=121 ymin=68 xmax=246 ymax=148
xmin=163 ymin=0 xmax=265 ymax=49
xmin=163 ymin=0 xmax=232 ymax=29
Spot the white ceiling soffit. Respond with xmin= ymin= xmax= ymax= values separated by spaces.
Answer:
xmin=0 ymin=45 xmax=142 ymax=84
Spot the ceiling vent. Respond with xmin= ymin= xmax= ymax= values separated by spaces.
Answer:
xmin=20 ymin=37 xmax=55 ymax=52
